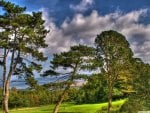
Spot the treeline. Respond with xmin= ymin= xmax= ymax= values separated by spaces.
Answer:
xmin=0 ymin=87 xmax=63 ymax=108
xmin=0 ymin=72 xmax=127 ymax=109
xmin=0 ymin=80 xmax=126 ymax=109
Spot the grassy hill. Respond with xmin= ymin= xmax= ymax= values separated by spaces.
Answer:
xmin=7 ymin=99 xmax=126 ymax=113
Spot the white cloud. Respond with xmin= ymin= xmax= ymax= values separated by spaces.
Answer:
xmin=42 ymin=9 xmax=150 ymax=63
xmin=70 ymin=0 xmax=94 ymax=12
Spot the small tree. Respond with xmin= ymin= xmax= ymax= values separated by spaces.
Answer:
xmin=95 ymin=30 xmax=133 ymax=113
xmin=0 ymin=1 xmax=48 ymax=113
xmin=43 ymin=45 xmax=102 ymax=113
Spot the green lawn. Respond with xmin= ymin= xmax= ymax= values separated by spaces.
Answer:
xmin=5 ymin=99 xmax=126 ymax=113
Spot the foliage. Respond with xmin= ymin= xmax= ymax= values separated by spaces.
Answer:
xmin=119 ymin=59 xmax=150 ymax=112
xmin=132 ymin=59 xmax=150 ymax=109
xmin=0 ymin=88 xmax=61 ymax=108
xmin=72 ymin=73 xmax=124 ymax=104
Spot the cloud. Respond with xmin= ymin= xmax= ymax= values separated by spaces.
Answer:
xmin=70 ymin=0 xmax=94 ymax=12
xmin=42 ymin=8 xmax=150 ymax=63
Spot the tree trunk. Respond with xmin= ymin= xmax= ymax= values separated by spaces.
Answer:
xmin=52 ymin=61 xmax=78 ymax=113
xmin=2 ymin=49 xmax=9 ymax=113
xmin=52 ymin=92 xmax=66 ymax=113
xmin=3 ymin=94 xmax=9 ymax=113
xmin=2 ymin=49 xmax=16 ymax=113
xmin=52 ymin=85 xmax=70 ymax=113
xmin=108 ymin=85 xmax=113 ymax=113
xmin=3 ymin=82 xmax=10 ymax=113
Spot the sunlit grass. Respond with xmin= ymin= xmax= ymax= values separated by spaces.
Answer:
xmin=3 ymin=99 xmax=126 ymax=113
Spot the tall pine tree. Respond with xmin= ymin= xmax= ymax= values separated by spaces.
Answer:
xmin=0 ymin=1 xmax=48 ymax=113
xmin=43 ymin=45 xmax=102 ymax=113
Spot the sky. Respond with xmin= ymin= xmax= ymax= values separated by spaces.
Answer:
xmin=6 ymin=0 xmax=150 ymax=63
xmin=1 ymin=0 xmax=150 ymax=88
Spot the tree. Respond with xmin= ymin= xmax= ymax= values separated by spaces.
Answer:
xmin=95 ymin=30 xmax=133 ymax=113
xmin=0 ymin=1 xmax=48 ymax=113
xmin=74 ymin=73 xmax=108 ymax=104
xmin=43 ymin=45 xmax=102 ymax=113
xmin=119 ymin=58 xmax=150 ymax=113
xmin=131 ymin=58 xmax=150 ymax=109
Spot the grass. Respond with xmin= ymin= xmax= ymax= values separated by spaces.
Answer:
xmin=2 ymin=99 xmax=126 ymax=113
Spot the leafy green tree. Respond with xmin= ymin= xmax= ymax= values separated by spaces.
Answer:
xmin=74 ymin=73 xmax=107 ymax=104
xmin=43 ymin=45 xmax=102 ymax=113
xmin=133 ymin=60 xmax=150 ymax=108
xmin=132 ymin=59 xmax=150 ymax=109
xmin=95 ymin=30 xmax=133 ymax=113
xmin=74 ymin=73 xmax=124 ymax=104
xmin=9 ymin=88 xmax=29 ymax=108
xmin=0 ymin=1 xmax=48 ymax=113
xmin=119 ymin=58 xmax=150 ymax=112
